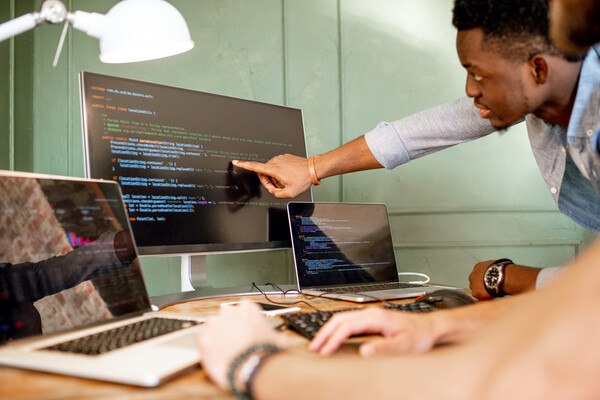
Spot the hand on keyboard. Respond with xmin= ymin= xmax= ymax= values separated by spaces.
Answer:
xmin=281 ymin=302 xmax=435 ymax=340
xmin=282 ymin=304 xmax=443 ymax=357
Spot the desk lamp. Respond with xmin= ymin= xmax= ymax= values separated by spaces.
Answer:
xmin=0 ymin=0 xmax=194 ymax=66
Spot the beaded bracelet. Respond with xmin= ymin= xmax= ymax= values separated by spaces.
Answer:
xmin=227 ymin=343 xmax=281 ymax=400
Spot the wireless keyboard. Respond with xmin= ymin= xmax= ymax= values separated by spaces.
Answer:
xmin=281 ymin=302 xmax=436 ymax=340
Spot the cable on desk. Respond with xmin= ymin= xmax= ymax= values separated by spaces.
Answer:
xmin=260 ymin=282 xmax=398 ymax=308
xmin=397 ymin=272 xmax=431 ymax=284
xmin=264 ymin=282 xmax=368 ymax=307
xmin=251 ymin=282 xmax=321 ymax=311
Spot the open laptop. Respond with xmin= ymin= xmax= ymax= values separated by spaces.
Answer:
xmin=0 ymin=170 xmax=204 ymax=386
xmin=287 ymin=202 xmax=449 ymax=303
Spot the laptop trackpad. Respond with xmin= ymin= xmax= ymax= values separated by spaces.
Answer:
xmin=160 ymin=330 xmax=199 ymax=350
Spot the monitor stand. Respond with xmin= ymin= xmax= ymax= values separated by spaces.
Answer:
xmin=181 ymin=254 xmax=209 ymax=291
xmin=149 ymin=254 xmax=298 ymax=309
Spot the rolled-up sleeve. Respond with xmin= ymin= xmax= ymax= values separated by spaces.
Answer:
xmin=364 ymin=97 xmax=496 ymax=169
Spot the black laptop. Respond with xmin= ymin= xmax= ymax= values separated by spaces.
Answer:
xmin=287 ymin=202 xmax=448 ymax=302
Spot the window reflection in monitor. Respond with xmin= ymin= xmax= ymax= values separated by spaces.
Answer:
xmin=80 ymin=71 xmax=311 ymax=291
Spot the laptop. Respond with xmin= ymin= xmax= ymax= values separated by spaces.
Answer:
xmin=0 ymin=170 xmax=204 ymax=387
xmin=287 ymin=202 xmax=449 ymax=303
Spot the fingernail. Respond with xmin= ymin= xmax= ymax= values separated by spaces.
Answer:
xmin=360 ymin=345 xmax=374 ymax=357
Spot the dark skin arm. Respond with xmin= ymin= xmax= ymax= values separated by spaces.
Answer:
xmin=469 ymin=260 xmax=541 ymax=300
xmin=232 ymin=136 xmax=383 ymax=198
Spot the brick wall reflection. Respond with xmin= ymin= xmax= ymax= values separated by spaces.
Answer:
xmin=0 ymin=177 xmax=111 ymax=334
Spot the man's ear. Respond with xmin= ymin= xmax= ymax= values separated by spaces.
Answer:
xmin=529 ymin=55 xmax=549 ymax=84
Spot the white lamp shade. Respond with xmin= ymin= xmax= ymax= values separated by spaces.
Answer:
xmin=74 ymin=0 xmax=194 ymax=63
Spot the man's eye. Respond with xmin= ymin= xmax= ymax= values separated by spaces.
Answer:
xmin=472 ymin=73 xmax=482 ymax=82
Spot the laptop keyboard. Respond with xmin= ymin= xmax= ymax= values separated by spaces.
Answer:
xmin=320 ymin=282 xmax=425 ymax=294
xmin=44 ymin=317 xmax=200 ymax=356
xmin=281 ymin=302 xmax=436 ymax=340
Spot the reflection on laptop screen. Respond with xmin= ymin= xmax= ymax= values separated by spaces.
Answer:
xmin=0 ymin=176 xmax=149 ymax=344
xmin=288 ymin=202 xmax=399 ymax=288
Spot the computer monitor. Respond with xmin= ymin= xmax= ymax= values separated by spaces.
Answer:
xmin=80 ymin=71 xmax=311 ymax=293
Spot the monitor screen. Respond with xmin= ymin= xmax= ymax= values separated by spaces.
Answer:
xmin=80 ymin=71 xmax=311 ymax=256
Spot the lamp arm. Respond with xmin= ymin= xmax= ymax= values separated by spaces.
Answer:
xmin=0 ymin=0 xmax=68 ymax=43
xmin=0 ymin=12 xmax=42 ymax=43
xmin=70 ymin=11 xmax=107 ymax=40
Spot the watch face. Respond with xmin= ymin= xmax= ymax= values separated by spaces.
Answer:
xmin=484 ymin=261 xmax=510 ymax=297
xmin=484 ymin=266 xmax=502 ymax=290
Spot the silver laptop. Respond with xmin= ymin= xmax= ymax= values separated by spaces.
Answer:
xmin=288 ymin=202 xmax=448 ymax=303
xmin=0 ymin=170 xmax=204 ymax=386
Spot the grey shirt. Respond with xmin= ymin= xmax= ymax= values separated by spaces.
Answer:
xmin=364 ymin=72 xmax=600 ymax=288
xmin=364 ymin=97 xmax=600 ymax=233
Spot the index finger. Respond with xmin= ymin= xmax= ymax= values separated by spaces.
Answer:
xmin=232 ymin=159 xmax=271 ymax=175
xmin=309 ymin=309 xmax=376 ymax=355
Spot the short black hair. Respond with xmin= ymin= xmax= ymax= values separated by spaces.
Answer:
xmin=452 ymin=0 xmax=583 ymax=61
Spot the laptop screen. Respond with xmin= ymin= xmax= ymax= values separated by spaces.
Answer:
xmin=0 ymin=174 xmax=150 ymax=344
xmin=288 ymin=202 xmax=399 ymax=289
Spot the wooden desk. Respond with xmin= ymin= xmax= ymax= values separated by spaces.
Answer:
xmin=0 ymin=293 xmax=406 ymax=400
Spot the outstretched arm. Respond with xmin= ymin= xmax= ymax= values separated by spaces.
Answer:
xmin=232 ymin=136 xmax=383 ymax=198
xmin=233 ymin=97 xmax=496 ymax=199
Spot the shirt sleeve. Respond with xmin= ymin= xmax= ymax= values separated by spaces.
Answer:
xmin=4 ymin=231 xmax=124 ymax=303
xmin=535 ymin=266 xmax=563 ymax=289
xmin=364 ymin=97 xmax=497 ymax=169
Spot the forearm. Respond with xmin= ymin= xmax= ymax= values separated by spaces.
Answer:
xmin=502 ymin=264 xmax=541 ymax=294
xmin=253 ymin=350 xmax=470 ymax=400
xmin=431 ymin=294 xmax=530 ymax=345
xmin=6 ymin=232 xmax=124 ymax=302
xmin=310 ymin=136 xmax=383 ymax=181
xmin=467 ymin=236 xmax=600 ymax=399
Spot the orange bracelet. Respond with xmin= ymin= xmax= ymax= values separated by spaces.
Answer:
xmin=307 ymin=156 xmax=320 ymax=186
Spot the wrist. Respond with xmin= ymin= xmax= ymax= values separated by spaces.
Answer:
xmin=430 ymin=307 xmax=472 ymax=345
xmin=483 ymin=258 xmax=513 ymax=297
xmin=307 ymin=156 xmax=321 ymax=186
xmin=227 ymin=343 xmax=281 ymax=400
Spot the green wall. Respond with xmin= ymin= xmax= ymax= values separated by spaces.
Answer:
xmin=1 ymin=0 xmax=593 ymax=295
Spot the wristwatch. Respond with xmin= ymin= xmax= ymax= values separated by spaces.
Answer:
xmin=483 ymin=258 xmax=513 ymax=297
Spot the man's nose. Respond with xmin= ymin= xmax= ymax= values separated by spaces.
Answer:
xmin=465 ymin=75 xmax=481 ymax=98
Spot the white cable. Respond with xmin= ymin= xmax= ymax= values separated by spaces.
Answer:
xmin=52 ymin=20 xmax=70 ymax=67
xmin=398 ymin=272 xmax=430 ymax=284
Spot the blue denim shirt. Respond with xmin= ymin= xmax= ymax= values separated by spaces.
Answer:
xmin=364 ymin=47 xmax=600 ymax=233
xmin=566 ymin=45 xmax=600 ymax=198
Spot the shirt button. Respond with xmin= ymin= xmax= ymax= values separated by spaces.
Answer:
xmin=550 ymin=187 xmax=558 ymax=194
xmin=587 ymin=129 xmax=594 ymax=136
xmin=561 ymin=147 xmax=567 ymax=153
